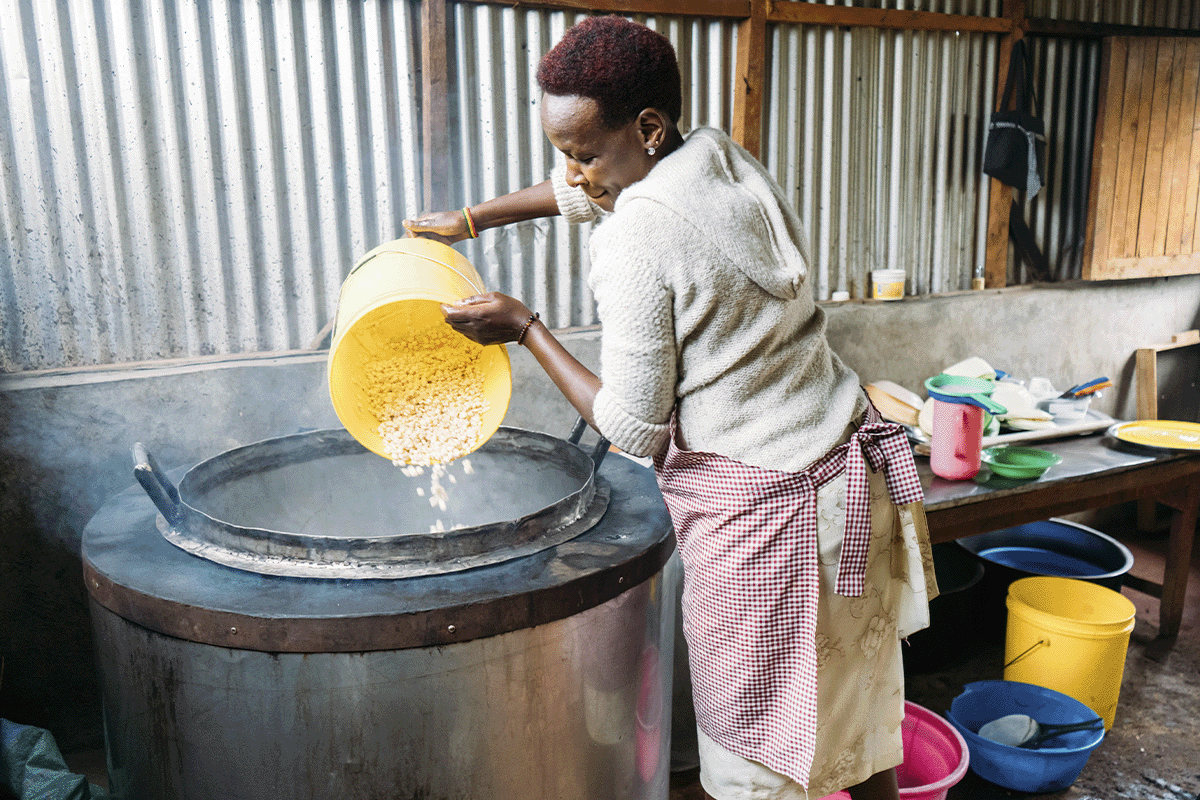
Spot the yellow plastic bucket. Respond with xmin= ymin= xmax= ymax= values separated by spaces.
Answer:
xmin=327 ymin=237 xmax=512 ymax=462
xmin=1003 ymin=576 xmax=1136 ymax=728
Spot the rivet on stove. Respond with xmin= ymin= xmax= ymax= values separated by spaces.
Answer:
xmin=447 ymin=624 xmax=456 ymax=633
xmin=618 ymin=576 xmax=625 ymax=583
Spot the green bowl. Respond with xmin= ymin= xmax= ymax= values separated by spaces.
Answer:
xmin=980 ymin=446 xmax=1062 ymax=479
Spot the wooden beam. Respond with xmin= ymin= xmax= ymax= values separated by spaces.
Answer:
xmin=982 ymin=0 xmax=1026 ymax=289
xmin=984 ymin=183 xmax=1013 ymax=287
xmin=983 ymin=31 xmax=1016 ymax=289
xmin=1138 ymin=38 xmax=1175 ymax=259
xmin=767 ymin=2 xmax=1011 ymax=34
xmin=731 ymin=0 xmax=767 ymax=159
xmin=1101 ymin=254 xmax=1200 ymax=279
xmin=1171 ymin=40 xmax=1200 ymax=256
xmin=1026 ymin=17 xmax=1200 ymax=40
xmin=1109 ymin=38 xmax=1153 ymax=261
xmin=1135 ymin=329 xmax=1199 ymax=420
xmin=1083 ymin=37 xmax=1122 ymax=280
xmin=462 ymin=0 xmax=748 ymax=17
xmin=421 ymin=0 xmax=451 ymax=212
xmin=1159 ymin=472 xmax=1200 ymax=639
xmin=1134 ymin=328 xmax=1199 ymax=531
xmin=463 ymin=0 xmax=1017 ymax=31
xmin=1158 ymin=39 xmax=1190 ymax=257
xmin=1181 ymin=40 xmax=1200 ymax=256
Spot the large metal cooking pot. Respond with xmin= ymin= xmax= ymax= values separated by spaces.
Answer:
xmin=133 ymin=421 xmax=610 ymax=578
xmin=85 ymin=423 xmax=676 ymax=800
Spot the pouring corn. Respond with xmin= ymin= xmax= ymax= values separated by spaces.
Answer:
xmin=362 ymin=325 xmax=488 ymax=466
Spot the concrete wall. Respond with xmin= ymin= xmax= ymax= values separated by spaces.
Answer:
xmin=2 ymin=274 xmax=1198 ymax=751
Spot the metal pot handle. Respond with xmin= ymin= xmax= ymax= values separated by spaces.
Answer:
xmin=132 ymin=443 xmax=183 ymax=526
xmin=567 ymin=417 xmax=610 ymax=473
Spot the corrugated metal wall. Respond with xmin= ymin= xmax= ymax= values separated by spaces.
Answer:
xmin=763 ymin=23 xmax=999 ymax=298
xmin=0 ymin=0 xmax=1193 ymax=371
xmin=1023 ymin=35 xmax=1103 ymax=284
xmin=1 ymin=0 xmax=424 ymax=370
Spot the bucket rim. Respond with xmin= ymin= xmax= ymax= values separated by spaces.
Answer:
xmin=328 ymin=293 xmax=473 ymax=353
xmin=1006 ymin=607 xmax=1135 ymax=640
xmin=1006 ymin=577 xmax=1136 ymax=635
xmin=351 ymin=249 xmax=485 ymax=296
xmin=898 ymin=700 xmax=970 ymax=797
xmin=349 ymin=237 xmax=486 ymax=290
xmin=956 ymin=518 xmax=1135 ymax=583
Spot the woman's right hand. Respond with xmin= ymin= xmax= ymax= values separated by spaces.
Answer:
xmin=441 ymin=293 xmax=532 ymax=346
xmin=403 ymin=210 xmax=471 ymax=244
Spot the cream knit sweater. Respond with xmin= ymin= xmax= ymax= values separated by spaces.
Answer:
xmin=552 ymin=127 xmax=866 ymax=472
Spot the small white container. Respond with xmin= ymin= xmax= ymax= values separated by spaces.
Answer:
xmin=871 ymin=269 xmax=906 ymax=300
xmin=830 ymin=290 xmax=851 ymax=301
xmin=1038 ymin=396 xmax=1092 ymax=422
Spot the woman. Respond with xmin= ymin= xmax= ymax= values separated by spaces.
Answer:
xmin=404 ymin=16 xmax=935 ymax=800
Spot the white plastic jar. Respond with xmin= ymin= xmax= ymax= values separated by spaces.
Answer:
xmin=871 ymin=269 xmax=907 ymax=300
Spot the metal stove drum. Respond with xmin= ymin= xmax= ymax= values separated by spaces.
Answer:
xmin=83 ymin=423 xmax=677 ymax=800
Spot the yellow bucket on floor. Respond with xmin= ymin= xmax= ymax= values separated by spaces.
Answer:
xmin=1003 ymin=576 xmax=1136 ymax=728
xmin=327 ymin=238 xmax=512 ymax=460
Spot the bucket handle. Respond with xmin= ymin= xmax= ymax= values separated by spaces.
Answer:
xmin=132 ymin=443 xmax=184 ymax=527
xmin=1004 ymin=638 xmax=1049 ymax=669
xmin=568 ymin=417 xmax=610 ymax=474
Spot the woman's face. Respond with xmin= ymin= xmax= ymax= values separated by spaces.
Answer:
xmin=540 ymin=93 xmax=654 ymax=213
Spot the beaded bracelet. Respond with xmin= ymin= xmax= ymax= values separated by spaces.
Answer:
xmin=462 ymin=207 xmax=479 ymax=238
xmin=516 ymin=312 xmax=540 ymax=346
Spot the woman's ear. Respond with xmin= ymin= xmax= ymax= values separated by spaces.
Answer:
xmin=637 ymin=108 xmax=668 ymax=151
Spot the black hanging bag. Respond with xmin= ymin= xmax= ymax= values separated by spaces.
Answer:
xmin=983 ymin=39 xmax=1046 ymax=197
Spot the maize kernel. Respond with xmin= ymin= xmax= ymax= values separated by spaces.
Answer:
xmin=362 ymin=324 xmax=489 ymax=467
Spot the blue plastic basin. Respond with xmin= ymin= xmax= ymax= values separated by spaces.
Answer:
xmin=958 ymin=518 xmax=1133 ymax=588
xmin=956 ymin=518 xmax=1134 ymax=635
xmin=947 ymin=680 xmax=1104 ymax=793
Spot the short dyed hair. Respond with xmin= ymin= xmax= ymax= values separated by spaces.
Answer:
xmin=537 ymin=16 xmax=682 ymax=129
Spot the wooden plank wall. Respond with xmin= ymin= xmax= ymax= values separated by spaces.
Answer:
xmin=1085 ymin=37 xmax=1200 ymax=280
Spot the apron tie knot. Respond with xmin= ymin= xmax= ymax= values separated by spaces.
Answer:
xmin=835 ymin=420 xmax=925 ymax=597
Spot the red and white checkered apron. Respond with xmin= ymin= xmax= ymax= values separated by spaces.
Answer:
xmin=652 ymin=404 xmax=924 ymax=788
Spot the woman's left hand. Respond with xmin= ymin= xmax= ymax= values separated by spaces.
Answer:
xmin=441 ymin=293 xmax=532 ymax=345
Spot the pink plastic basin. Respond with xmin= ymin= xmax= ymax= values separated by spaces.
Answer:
xmin=819 ymin=701 xmax=969 ymax=800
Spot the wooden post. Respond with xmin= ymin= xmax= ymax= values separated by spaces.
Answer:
xmin=983 ymin=0 xmax=1027 ymax=288
xmin=1083 ymin=37 xmax=1120 ymax=280
xmin=983 ymin=181 xmax=1013 ymax=288
xmin=732 ymin=0 xmax=768 ymax=159
xmin=1134 ymin=329 xmax=1200 ymax=532
xmin=421 ymin=0 xmax=451 ymax=212
xmin=1157 ymin=472 xmax=1200 ymax=640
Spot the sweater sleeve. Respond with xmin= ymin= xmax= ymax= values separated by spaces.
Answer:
xmin=551 ymin=162 xmax=603 ymax=223
xmin=588 ymin=226 xmax=676 ymax=458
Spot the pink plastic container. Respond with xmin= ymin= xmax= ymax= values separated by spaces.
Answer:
xmin=929 ymin=399 xmax=984 ymax=480
xmin=818 ymin=701 xmax=970 ymax=800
